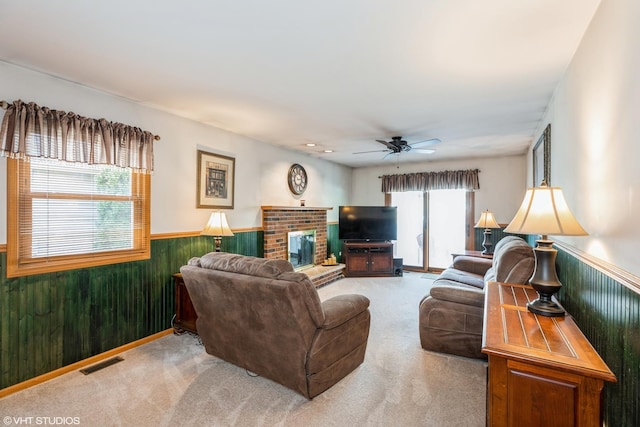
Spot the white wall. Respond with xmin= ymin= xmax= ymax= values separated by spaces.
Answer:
xmin=0 ymin=61 xmax=352 ymax=242
xmin=352 ymin=155 xmax=527 ymax=225
xmin=534 ymin=0 xmax=640 ymax=276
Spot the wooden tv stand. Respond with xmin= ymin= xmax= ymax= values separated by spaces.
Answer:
xmin=343 ymin=242 xmax=394 ymax=277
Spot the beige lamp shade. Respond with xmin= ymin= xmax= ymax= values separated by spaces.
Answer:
xmin=201 ymin=211 xmax=235 ymax=237
xmin=474 ymin=210 xmax=500 ymax=229
xmin=504 ymin=185 xmax=587 ymax=236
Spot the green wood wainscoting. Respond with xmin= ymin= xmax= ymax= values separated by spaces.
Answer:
xmin=327 ymin=222 xmax=342 ymax=263
xmin=6 ymin=224 xmax=634 ymax=425
xmin=477 ymin=232 xmax=639 ymax=427
xmin=555 ymin=247 xmax=639 ymax=427
xmin=0 ymin=230 xmax=264 ymax=391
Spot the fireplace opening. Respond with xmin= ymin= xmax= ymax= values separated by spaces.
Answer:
xmin=288 ymin=230 xmax=316 ymax=271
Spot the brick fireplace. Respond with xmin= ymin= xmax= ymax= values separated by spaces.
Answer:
xmin=261 ymin=206 xmax=330 ymax=266
xmin=262 ymin=206 xmax=344 ymax=287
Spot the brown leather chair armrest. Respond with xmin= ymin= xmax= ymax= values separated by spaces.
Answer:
xmin=452 ymin=255 xmax=493 ymax=276
xmin=308 ymin=295 xmax=370 ymax=396
xmin=428 ymin=285 xmax=485 ymax=308
xmin=321 ymin=294 xmax=370 ymax=329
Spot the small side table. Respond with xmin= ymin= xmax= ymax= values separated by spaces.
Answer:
xmin=172 ymin=273 xmax=198 ymax=334
xmin=451 ymin=250 xmax=494 ymax=262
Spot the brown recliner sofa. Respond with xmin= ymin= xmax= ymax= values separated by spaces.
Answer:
xmin=419 ymin=236 xmax=534 ymax=359
xmin=180 ymin=252 xmax=371 ymax=399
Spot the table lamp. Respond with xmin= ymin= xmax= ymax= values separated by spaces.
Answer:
xmin=201 ymin=211 xmax=234 ymax=252
xmin=474 ymin=210 xmax=501 ymax=255
xmin=504 ymin=182 xmax=587 ymax=317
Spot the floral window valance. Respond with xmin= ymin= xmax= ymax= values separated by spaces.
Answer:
xmin=0 ymin=100 xmax=157 ymax=173
xmin=381 ymin=169 xmax=480 ymax=193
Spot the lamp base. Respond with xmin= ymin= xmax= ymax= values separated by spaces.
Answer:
xmin=527 ymin=296 xmax=565 ymax=317
xmin=528 ymin=239 xmax=565 ymax=317
xmin=481 ymin=229 xmax=493 ymax=255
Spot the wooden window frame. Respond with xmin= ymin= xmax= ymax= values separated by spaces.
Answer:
xmin=6 ymin=158 xmax=151 ymax=278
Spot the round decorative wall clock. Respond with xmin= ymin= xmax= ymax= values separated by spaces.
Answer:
xmin=287 ymin=163 xmax=308 ymax=195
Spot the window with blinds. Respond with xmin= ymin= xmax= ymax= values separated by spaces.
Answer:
xmin=7 ymin=158 xmax=150 ymax=277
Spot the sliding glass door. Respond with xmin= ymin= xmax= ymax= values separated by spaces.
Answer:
xmin=393 ymin=191 xmax=425 ymax=268
xmin=427 ymin=189 xmax=466 ymax=269
xmin=392 ymin=189 xmax=471 ymax=271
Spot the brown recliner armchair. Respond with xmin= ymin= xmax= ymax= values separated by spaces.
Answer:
xmin=180 ymin=252 xmax=370 ymax=398
xmin=419 ymin=236 xmax=534 ymax=359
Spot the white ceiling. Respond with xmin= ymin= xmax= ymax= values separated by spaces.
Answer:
xmin=0 ymin=0 xmax=601 ymax=168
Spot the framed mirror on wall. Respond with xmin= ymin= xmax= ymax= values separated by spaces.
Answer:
xmin=533 ymin=124 xmax=551 ymax=186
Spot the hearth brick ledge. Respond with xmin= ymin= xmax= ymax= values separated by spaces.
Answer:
xmin=303 ymin=264 xmax=345 ymax=288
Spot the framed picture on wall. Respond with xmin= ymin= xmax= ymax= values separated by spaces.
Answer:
xmin=533 ymin=124 xmax=551 ymax=186
xmin=197 ymin=150 xmax=235 ymax=209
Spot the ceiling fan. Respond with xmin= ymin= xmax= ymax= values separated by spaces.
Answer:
xmin=354 ymin=136 xmax=441 ymax=159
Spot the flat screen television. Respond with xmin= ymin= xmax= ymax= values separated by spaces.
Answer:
xmin=338 ymin=206 xmax=397 ymax=241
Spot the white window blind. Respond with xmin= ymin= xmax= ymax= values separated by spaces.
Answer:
xmin=7 ymin=157 xmax=150 ymax=277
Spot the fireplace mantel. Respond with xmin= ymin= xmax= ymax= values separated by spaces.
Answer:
xmin=261 ymin=206 xmax=333 ymax=211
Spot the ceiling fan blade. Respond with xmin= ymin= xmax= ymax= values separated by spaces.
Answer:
xmin=353 ymin=149 xmax=391 ymax=154
xmin=383 ymin=152 xmax=397 ymax=160
xmin=411 ymin=148 xmax=436 ymax=154
xmin=376 ymin=139 xmax=398 ymax=149
xmin=409 ymin=138 xmax=441 ymax=148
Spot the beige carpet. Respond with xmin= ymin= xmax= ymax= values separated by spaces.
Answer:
xmin=0 ymin=274 xmax=487 ymax=427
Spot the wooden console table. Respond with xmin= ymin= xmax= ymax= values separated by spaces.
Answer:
xmin=482 ymin=281 xmax=616 ymax=427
